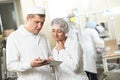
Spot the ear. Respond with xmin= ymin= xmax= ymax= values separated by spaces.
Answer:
xmin=26 ymin=16 xmax=29 ymax=21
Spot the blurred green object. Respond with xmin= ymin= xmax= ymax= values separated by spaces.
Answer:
xmin=0 ymin=35 xmax=3 ymax=40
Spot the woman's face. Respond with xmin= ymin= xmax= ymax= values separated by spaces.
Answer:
xmin=51 ymin=24 xmax=66 ymax=42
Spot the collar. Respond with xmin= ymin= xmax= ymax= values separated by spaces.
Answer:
xmin=18 ymin=25 xmax=37 ymax=37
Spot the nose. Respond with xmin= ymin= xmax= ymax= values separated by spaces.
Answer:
xmin=54 ymin=31 xmax=58 ymax=36
xmin=37 ymin=23 xmax=43 ymax=28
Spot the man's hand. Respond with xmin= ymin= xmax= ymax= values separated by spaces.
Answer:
xmin=30 ymin=57 xmax=50 ymax=68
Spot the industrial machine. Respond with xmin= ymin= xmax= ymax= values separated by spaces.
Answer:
xmin=0 ymin=40 xmax=17 ymax=80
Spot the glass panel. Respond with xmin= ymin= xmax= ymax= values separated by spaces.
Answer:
xmin=0 ymin=2 xmax=17 ymax=34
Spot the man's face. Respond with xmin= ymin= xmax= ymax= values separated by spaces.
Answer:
xmin=26 ymin=14 xmax=45 ymax=35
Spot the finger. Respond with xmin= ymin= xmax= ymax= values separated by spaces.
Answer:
xmin=34 ymin=58 xmax=39 ymax=61
xmin=48 ymin=57 xmax=54 ymax=60
xmin=57 ymin=41 xmax=60 ymax=44
xmin=58 ymin=41 xmax=62 ymax=44
xmin=42 ymin=60 xmax=50 ymax=65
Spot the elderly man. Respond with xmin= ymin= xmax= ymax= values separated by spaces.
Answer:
xmin=6 ymin=6 xmax=54 ymax=80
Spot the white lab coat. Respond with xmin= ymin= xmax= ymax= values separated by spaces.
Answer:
xmin=6 ymin=25 xmax=55 ymax=80
xmin=81 ymin=28 xmax=104 ymax=73
xmin=51 ymin=36 xmax=88 ymax=80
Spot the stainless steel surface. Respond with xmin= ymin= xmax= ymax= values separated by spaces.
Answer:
xmin=0 ymin=41 xmax=17 ymax=80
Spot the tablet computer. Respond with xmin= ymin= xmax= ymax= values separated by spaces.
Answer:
xmin=49 ymin=61 xmax=62 ymax=67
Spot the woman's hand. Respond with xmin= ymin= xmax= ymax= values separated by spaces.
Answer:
xmin=56 ymin=41 xmax=64 ymax=51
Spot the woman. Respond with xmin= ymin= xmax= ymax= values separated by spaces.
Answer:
xmin=50 ymin=18 xmax=88 ymax=80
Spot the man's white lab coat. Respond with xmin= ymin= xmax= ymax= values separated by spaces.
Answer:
xmin=6 ymin=25 xmax=54 ymax=80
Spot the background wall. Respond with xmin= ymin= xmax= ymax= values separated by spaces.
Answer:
xmin=17 ymin=0 xmax=120 ymax=48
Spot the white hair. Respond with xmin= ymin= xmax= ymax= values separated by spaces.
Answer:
xmin=51 ymin=18 xmax=70 ymax=36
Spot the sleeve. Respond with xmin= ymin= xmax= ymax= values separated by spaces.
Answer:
xmin=92 ymin=29 xmax=104 ymax=48
xmin=6 ymin=35 xmax=32 ymax=72
xmin=46 ymin=38 xmax=52 ymax=57
xmin=58 ymin=41 xmax=82 ymax=72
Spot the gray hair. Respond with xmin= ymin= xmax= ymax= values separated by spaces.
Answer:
xmin=51 ymin=18 xmax=70 ymax=35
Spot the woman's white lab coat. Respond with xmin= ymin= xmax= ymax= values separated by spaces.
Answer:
xmin=51 ymin=36 xmax=88 ymax=80
xmin=81 ymin=28 xmax=104 ymax=73
xmin=6 ymin=25 xmax=55 ymax=80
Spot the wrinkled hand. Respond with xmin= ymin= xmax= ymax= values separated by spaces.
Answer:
xmin=56 ymin=41 xmax=64 ymax=51
xmin=30 ymin=57 xmax=50 ymax=68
